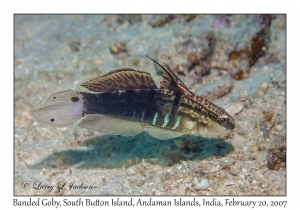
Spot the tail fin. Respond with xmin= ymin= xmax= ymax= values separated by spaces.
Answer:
xmin=32 ymin=90 xmax=84 ymax=127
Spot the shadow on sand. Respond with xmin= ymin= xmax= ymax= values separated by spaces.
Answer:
xmin=31 ymin=132 xmax=233 ymax=169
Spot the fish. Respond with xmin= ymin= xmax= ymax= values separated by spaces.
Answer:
xmin=33 ymin=56 xmax=235 ymax=140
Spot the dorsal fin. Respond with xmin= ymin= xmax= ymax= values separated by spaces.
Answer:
xmin=81 ymin=68 xmax=158 ymax=93
xmin=146 ymin=56 xmax=191 ymax=93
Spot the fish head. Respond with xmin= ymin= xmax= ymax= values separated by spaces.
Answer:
xmin=195 ymin=111 xmax=235 ymax=136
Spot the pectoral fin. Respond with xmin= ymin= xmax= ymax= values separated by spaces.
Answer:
xmin=78 ymin=114 xmax=144 ymax=136
xmin=142 ymin=124 xmax=184 ymax=140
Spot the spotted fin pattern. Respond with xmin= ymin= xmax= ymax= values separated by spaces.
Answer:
xmin=32 ymin=90 xmax=84 ymax=126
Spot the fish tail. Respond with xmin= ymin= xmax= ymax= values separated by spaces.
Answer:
xmin=32 ymin=90 xmax=84 ymax=127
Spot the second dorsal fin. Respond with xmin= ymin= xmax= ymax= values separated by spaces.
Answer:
xmin=146 ymin=56 xmax=191 ymax=93
xmin=81 ymin=68 xmax=158 ymax=93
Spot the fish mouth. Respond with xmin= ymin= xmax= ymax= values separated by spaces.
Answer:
xmin=227 ymin=119 xmax=235 ymax=130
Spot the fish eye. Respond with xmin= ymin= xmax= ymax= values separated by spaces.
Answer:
xmin=53 ymin=97 xmax=56 ymax=99
xmin=50 ymin=118 xmax=55 ymax=122
xmin=217 ymin=116 xmax=228 ymax=124
xmin=71 ymin=97 xmax=79 ymax=102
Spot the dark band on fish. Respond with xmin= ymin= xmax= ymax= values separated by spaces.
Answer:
xmin=81 ymin=89 xmax=159 ymax=124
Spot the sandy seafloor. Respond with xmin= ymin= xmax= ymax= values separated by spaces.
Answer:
xmin=14 ymin=15 xmax=286 ymax=196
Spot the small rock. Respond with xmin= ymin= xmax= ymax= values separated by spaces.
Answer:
xmin=258 ymin=144 xmax=266 ymax=151
xmin=187 ymin=52 xmax=199 ymax=64
xmin=263 ymin=110 xmax=275 ymax=121
xmin=146 ymin=158 xmax=159 ymax=164
xmin=260 ymin=82 xmax=269 ymax=92
xmin=127 ymin=158 xmax=135 ymax=166
xmin=174 ymin=139 xmax=188 ymax=149
xmin=126 ymin=168 xmax=136 ymax=176
xmin=262 ymin=65 xmax=269 ymax=71
xmin=266 ymin=146 xmax=286 ymax=171
xmin=102 ymin=145 xmax=113 ymax=156
xmin=178 ymin=185 xmax=187 ymax=195
xmin=68 ymin=40 xmax=80 ymax=52
xmin=232 ymin=131 xmax=247 ymax=144
xmin=226 ymin=102 xmax=244 ymax=116
xmin=40 ymin=168 xmax=46 ymax=175
xmin=176 ymin=179 xmax=183 ymax=184
xmin=252 ymin=146 xmax=258 ymax=152
xmin=110 ymin=40 xmax=127 ymax=54
xmin=275 ymin=124 xmax=284 ymax=131
xmin=209 ymin=166 xmax=221 ymax=173
xmin=154 ymin=176 xmax=161 ymax=184
xmin=224 ymin=179 xmax=236 ymax=186
xmin=195 ymin=179 xmax=209 ymax=190
xmin=187 ymin=141 xmax=199 ymax=152
xmin=256 ymin=90 xmax=263 ymax=97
